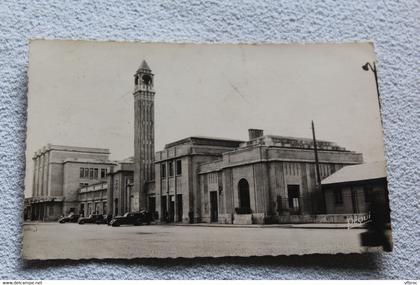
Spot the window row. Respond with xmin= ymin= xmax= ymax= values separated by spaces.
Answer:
xmin=80 ymin=167 xmax=107 ymax=179
xmin=79 ymin=182 xmax=89 ymax=189
xmin=334 ymin=186 xmax=372 ymax=205
xmin=160 ymin=159 xmax=182 ymax=178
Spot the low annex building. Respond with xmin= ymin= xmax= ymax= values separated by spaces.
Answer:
xmin=322 ymin=160 xmax=389 ymax=222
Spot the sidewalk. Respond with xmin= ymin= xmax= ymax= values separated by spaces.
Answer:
xmin=174 ymin=222 xmax=366 ymax=229
xmin=23 ymin=221 xmax=366 ymax=229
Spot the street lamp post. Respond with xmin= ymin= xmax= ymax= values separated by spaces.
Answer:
xmin=362 ymin=62 xmax=383 ymax=125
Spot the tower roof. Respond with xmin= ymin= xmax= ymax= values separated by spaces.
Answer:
xmin=137 ymin=60 xmax=151 ymax=72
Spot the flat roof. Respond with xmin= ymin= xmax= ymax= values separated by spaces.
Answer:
xmin=63 ymin=158 xmax=115 ymax=164
xmin=321 ymin=161 xmax=387 ymax=185
xmin=164 ymin=136 xmax=243 ymax=149
xmin=240 ymin=134 xmax=348 ymax=151
xmin=33 ymin=144 xmax=110 ymax=158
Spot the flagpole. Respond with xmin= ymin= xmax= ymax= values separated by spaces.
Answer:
xmin=312 ymin=120 xmax=321 ymax=187
xmin=312 ymin=120 xmax=325 ymax=213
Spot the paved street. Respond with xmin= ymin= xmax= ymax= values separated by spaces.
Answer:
xmin=23 ymin=223 xmax=374 ymax=259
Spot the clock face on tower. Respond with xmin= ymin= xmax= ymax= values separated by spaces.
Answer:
xmin=142 ymin=74 xmax=152 ymax=85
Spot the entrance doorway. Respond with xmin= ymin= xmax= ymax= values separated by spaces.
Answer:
xmin=168 ymin=195 xmax=175 ymax=222
xmin=210 ymin=191 xmax=218 ymax=222
xmin=114 ymin=199 xmax=118 ymax=216
xmin=176 ymin=194 xmax=183 ymax=222
xmin=287 ymin=185 xmax=301 ymax=214
xmin=80 ymin=203 xmax=85 ymax=217
xmin=238 ymin=179 xmax=251 ymax=213
xmin=39 ymin=205 xmax=44 ymax=220
xmin=148 ymin=196 xmax=156 ymax=216
xmin=161 ymin=196 xmax=167 ymax=222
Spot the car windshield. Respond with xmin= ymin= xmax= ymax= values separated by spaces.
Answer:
xmin=88 ymin=215 xmax=93 ymax=218
xmin=123 ymin=212 xmax=130 ymax=217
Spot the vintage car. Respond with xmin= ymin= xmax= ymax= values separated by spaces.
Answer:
xmin=95 ymin=214 xmax=110 ymax=224
xmin=109 ymin=211 xmax=152 ymax=227
xmin=78 ymin=214 xmax=104 ymax=224
xmin=58 ymin=213 xmax=79 ymax=223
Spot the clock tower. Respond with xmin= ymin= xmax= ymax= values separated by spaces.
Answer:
xmin=133 ymin=60 xmax=155 ymax=211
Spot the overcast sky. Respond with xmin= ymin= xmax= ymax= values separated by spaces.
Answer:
xmin=25 ymin=41 xmax=385 ymax=196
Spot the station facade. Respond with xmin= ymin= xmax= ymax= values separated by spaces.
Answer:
xmin=25 ymin=60 xmax=385 ymax=224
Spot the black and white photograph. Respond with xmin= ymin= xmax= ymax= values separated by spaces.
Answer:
xmin=23 ymin=40 xmax=393 ymax=260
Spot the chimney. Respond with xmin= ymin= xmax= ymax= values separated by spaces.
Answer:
xmin=248 ymin=129 xmax=264 ymax=140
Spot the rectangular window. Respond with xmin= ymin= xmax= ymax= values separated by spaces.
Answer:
xmin=334 ymin=189 xmax=343 ymax=205
xmin=84 ymin=168 xmax=89 ymax=178
xmin=89 ymin=168 xmax=93 ymax=179
xmin=100 ymin=168 xmax=106 ymax=178
xmin=161 ymin=164 xmax=166 ymax=179
xmin=169 ymin=161 xmax=174 ymax=177
xmin=80 ymin=167 xmax=84 ymax=178
xmin=94 ymin=168 xmax=98 ymax=179
xmin=176 ymin=160 xmax=182 ymax=175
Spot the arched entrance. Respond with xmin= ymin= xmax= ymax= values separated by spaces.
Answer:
xmin=238 ymin=179 xmax=251 ymax=213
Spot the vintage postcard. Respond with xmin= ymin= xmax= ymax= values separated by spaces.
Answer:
xmin=23 ymin=40 xmax=392 ymax=259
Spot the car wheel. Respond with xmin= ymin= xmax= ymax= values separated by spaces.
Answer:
xmin=79 ymin=220 xmax=85 ymax=225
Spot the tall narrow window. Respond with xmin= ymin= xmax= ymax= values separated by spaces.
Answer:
xmin=94 ymin=168 xmax=98 ymax=179
xmin=89 ymin=168 xmax=93 ymax=179
xmin=176 ymin=160 xmax=182 ymax=175
xmin=161 ymin=164 xmax=166 ymax=179
xmin=84 ymin=168 xmax=89 ymax=178
xmin=169 ymin=161 xmax=174 ymax=177
xmin=100 ymin=168 xmax=106 ymax=178
xmin=80 ymin=167 xmax=84 ymax=178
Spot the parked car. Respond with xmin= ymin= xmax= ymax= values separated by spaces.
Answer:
xmin=95 ymin=214 xmax=109 ymax=224
xmin=58 ymin=213 xmax=79 ymax=223
xmin=110 ymin=211 xmax=152 ymax=227
xmin=78 ymin=214 xmax=104 ymax=224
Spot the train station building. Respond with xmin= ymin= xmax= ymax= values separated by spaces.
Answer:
xmin=25 ymin=60 xmax=386 ymax=225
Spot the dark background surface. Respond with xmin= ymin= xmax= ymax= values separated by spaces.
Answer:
xmin=0 ymin=0 xmax=418 ymax=279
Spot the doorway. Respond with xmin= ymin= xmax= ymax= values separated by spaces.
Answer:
xmin=161 ymin=196 xmax=167 ymax=222
xmin=176 ymin=194 xmax=183 ymax=222
xmin=287 ymin=185 xmax=301 ymax=214
xmin=148 ymin=196 xmax=156 ymax=216
xmin=168 ymin=195 xmax=175 ymax=222
xmin=238 ymin=179 xmax=251 ymax=213
xmin=210 ymin=191 xmax=218 ymax=222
